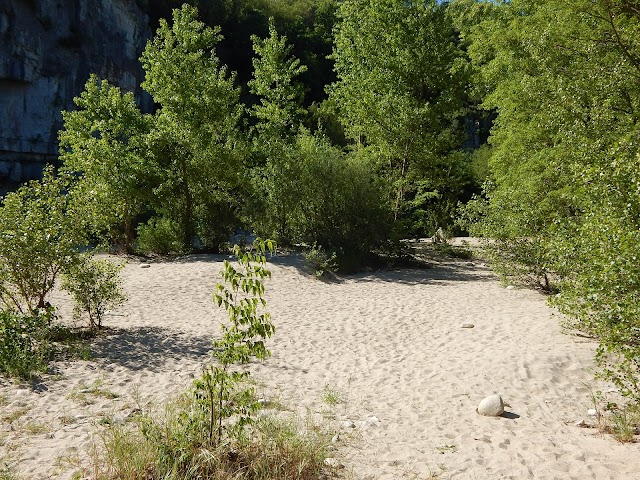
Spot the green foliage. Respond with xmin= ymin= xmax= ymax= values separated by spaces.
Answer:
xmin=135 ymin=217 xmax=185 ymax=255
xmin=141 ymin=4 xmax=244 ymax=251
xmin=249 ymin=20 xmax=307 ymax=139
xmin=290 ymin=133 xmax=391 ymax=271
xmin=303 ymin=244 xmax=337 ymax=279
xmin=59 ymin=75 xmax=153 ymax=252
xmin=0 ymin=167 xmax=86 ymax=315
xmin=431 ymin=241 xmax=473 ymax=261
xmin=0 ymin=310 xmax=52 ymax=379
xmin=322 ymin=384 xmax=344 ymax=405
xmin=138 ymin=0 xmax=338 ymax=108
xmin=61 ymin=256 xmax=127 ymax=329
xmin=330 ymin=0 xmax=470 ymax=229
xmin=95 ymin=393 xmax=330 ymax=480
xmin=195 ymin=239 xmax=275 ymax=445
xmin=456 ymin=0 xmax=640 ymax=401
xmin=248 ymin=21 xmax=307 ymax=242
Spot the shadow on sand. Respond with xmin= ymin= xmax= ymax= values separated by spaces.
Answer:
xmin=501 ymin=411 xmax=521 ymax=420
xmin=125 ymin=251 xmax=497 ymax=287
xmin=89 ymin=326 xmax=212 ymax=372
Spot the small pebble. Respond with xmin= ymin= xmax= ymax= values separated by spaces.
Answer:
xmin=140 ymin=263 xmax=151 ymax=268
xmin=587 ymin=408 xmax=597 ymax=417
xmin=461 ymin=323 xmax=475 ymax=328
xmin=506 ymin=285 xmax=516 ymax=290
xmin=361 ymin=416 xmax=381 ymax=428
xmin=340 ymin=420 xmax=356 ymax=429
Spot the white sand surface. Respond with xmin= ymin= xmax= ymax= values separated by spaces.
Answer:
xmin=1 ymin=252 xmax=639 ymax=479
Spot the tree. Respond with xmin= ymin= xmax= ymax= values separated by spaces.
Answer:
xmin=140 ymin=4 xmax=244 ymax=250
xmin=59 ymin=75 xmax=153 ymax=253
xmin=248 ymin=20 xmax=307 ymax=241
xmin=329 ymin=0 xmax=469 ymax=231
xmin=249 ymin=19 xmax=308 ymax=140
xmin=196 ymin=239 xmax=275 ymax=444
xmin=457 ymin=0 xmax=640 ymax=400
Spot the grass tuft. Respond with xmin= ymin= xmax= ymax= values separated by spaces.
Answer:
xmin=322 ymin=384 xmax=345 ymax=406
xmin=92 ymin=393 xmax=334 ymax=480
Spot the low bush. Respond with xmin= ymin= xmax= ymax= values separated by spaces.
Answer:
xmin=0 ymin=167 xmax=87 ymax=315
xmin=61 ymin=255 xmax=127 ymax=329
xmin=303 ymin=244 xmax=337 ymax=279
xmin=430 ymin=240 xmax=474 ymax=260
xmin=289 ymin=132 xmax=391 ymax=272
xmin=135 ymin=217 xmax=185 ymax=255
xmin=0 ymin=309 xmax=52 ymax=379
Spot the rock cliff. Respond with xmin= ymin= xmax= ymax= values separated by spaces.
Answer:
xmin=0 ymin=0 xmax=151 ymax=193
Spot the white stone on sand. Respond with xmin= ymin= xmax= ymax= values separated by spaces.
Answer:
xmin=477 ymin=395 xmax=505 ymax=417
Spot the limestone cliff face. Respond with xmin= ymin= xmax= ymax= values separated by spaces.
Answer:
xmin=0 ymin=0 xmax=151 ymax=193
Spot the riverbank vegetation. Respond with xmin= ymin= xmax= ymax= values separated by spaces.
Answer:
xmin=2 ymin=0 xmax=639 ymax=435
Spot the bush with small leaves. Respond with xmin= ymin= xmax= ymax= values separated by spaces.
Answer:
xmin=303 ymin=244 xmax=337 ymax=279
xmin=61 ymin=256 xmax=127 ymax=329
xmin=0 ymin=309 xmax=52 ymax=379
xmin=0 ymin=167 xmax=87 ymax=315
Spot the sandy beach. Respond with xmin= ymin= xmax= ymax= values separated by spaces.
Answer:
xmin=1 ymin=250 xmax=639 ymax=479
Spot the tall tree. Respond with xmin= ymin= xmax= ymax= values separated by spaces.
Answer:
xmin=248 ymin=20 xmax=307 ymax=241
xmin=457 ymin=0 xmax=640 ymax=400
xmin=140 ymin=4 xmax=244 ymax=250
xmin=59 ymin=75 xmax=153 ymax=252
xmin=329 ymin=0 xmax=469 ymax=231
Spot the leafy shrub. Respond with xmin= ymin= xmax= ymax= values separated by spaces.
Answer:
xmin=0 ymin=167 xmax=86 ymax=315
xmin=303 ymin=244 xmax=337 ymax=279
xmin=550 ymin=204 xmax=640 ymax=402
xmin=136 ymin=217 xmax=184 ymax=255
xmin=61 ymin=256 xmax=127 ymax=329
xmin=288 ymin=132 xmax=391 ymax=271
xmin=431 ymin=241 xmax=474 ymax=260
xmin=0 ymin=310 xmax=52 ymax=379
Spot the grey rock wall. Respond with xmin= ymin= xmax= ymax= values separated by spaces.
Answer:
xmin=0 ymin=0 xmax=151 ymax=194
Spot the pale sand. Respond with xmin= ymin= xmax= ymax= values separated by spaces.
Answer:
xmin=1 ymin=251 xmax=639 ymax=479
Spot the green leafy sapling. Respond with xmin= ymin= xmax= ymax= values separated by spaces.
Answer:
xmin=195 ymin=238 xmax=276 ymax=445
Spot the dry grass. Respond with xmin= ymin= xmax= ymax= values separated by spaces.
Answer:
xmin=2 ymin=407 xmax=30 ymax=424
xmin=589 ymin=388 xmax=640 ymax=443
xmin=91 ymin=392 xmax=335 ymax=480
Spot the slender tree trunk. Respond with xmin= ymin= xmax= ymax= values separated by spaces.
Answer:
xmin=217 ymin=369 xmax=226 ymax=445
xmin=124 ymin=207 xmax=133 ymax=255
xmin=393 ymin=155 xmax=409 ymax=221
xmin=179 ymin=156 xmax=194 ymax=250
